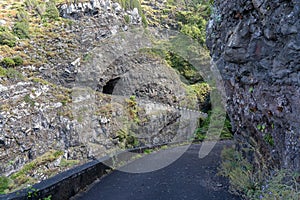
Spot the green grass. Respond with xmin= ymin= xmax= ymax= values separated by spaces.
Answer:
xmin=144 ymin=149 xmax=153 ymax=154
xmin=194 ymin=112 xmax=233 ymax=141
xmin=126 ymin=96 xmax=140 ymax=124
xmin=31 ymin=77 xmax=52 ymax=85
xmin=218 ymin=147 xmax=259 ymax=196
xmin=218 ymin=147 xmax=300 ymax=199
xmin=43 ymin=0 xmax=60 ymax=21
xmin=116 ymin=128 xmax=139 ymax=149
xmin=255 ymin=170 xmax=300 ymax=200
xmin=6 ymin=68 xmax=24 ymax=80
xmin=8 ymin=150 xmax=64 ymax=192
xmin=124 ymin=14 xmax=130 ymax=24
xmin=1 ymin=57 xmax=15 ymax=67
xmin=13 ymin=21 xmax=30 ymax=39
xmin=0 ymin=30 xmax=17 ymax=47
xmin=142 ymin=49 xmax=204 ymax=84
xmin=0 ymin=176 xmax=10 ymax=194
xmin=59 ymin=159 xmax=80 ymax=168
xmin=12 ymin=56 xmax=24 ymax=66
xmin=160 ymin=145 xmax=168 ymax=150
xmin=1 ymin=56 xmax=24 ymax=68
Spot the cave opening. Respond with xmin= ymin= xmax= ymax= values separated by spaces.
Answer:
xmin=103 ymin=77 xmax=121 ymax=94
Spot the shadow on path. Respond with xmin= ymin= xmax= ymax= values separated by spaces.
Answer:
xmin=72 ymin=141 xmax=241 ymax=200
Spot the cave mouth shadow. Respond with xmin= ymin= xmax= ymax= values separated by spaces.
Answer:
xmin=102 ymin=77 xmax=121 ymax=95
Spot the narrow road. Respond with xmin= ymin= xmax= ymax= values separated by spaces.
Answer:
xmin=72 ymin=141 xmax=241 ymax=200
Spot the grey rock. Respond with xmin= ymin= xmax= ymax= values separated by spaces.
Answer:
xmin=207 ymin=0 xmax=300 ymax=172
xmin=0 ymin=19 xmax=6 ymax=26
xmin=92 ymin=0 xmax=101 ymax=10
xmin=0 ymin=84 xmax=8 ymax=92
xmin=132 ymin=8 xmax=139 ymax=17
xmin=112 ymin=2 xmax=122 ymax=14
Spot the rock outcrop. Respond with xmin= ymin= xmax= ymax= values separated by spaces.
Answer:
xmin=0 ymin=0 xmax=209 ymax=187
xmin=207 ymin=0 xmax=300 ymax=172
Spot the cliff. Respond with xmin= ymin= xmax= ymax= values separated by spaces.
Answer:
xmin=0 ymin=0 xmax=211 ymax=193
xmin=207 ymin=0 xmax=299 ymax=173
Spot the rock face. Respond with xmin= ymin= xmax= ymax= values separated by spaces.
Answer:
xmin=207 ymin=0 xmax=300 ymax=171
xmin=0 ymin=0 xmax=209 ymax=181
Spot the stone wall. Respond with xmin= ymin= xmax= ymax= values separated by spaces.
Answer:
xmin=207 ymin=0 xmax=300 ymax=171
xmin=0 ymin=143 xmax=182 ymax=200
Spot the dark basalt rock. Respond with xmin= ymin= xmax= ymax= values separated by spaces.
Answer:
xmin=207 ymin=0 xmax=300 ymax=172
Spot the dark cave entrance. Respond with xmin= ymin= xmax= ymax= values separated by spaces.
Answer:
xmin=103 ymin=77 xmax=121 ymax=94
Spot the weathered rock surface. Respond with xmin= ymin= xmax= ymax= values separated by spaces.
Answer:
xmin=59 ymin=0 xmax=141 ymax=25
xmin=38 ymin=1 xmax=141 ymax=87
xmin=207 ymin=0 xmax=300 ymax=171
xmin=0 ymin=0 xmax=208 ymax=184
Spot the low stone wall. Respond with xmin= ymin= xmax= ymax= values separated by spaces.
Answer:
xmin=0 ymin=142 xmax=189 ymax=200
xmin=0 ymin=157 xmax=111 ymax=200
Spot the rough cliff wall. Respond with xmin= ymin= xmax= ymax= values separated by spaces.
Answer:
xmin=0 ymin=0 xmax=208 ymax=187
xmin=207 ymin=0 xmax=300 ymax=171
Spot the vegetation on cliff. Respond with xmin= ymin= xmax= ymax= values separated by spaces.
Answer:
xmin=207 ymin=0 xmax=300 ymax=199
xmin=219 ymin=147 xmax=300 ymax=200
xmin=0 ymin=0 xmax=234 ymax=195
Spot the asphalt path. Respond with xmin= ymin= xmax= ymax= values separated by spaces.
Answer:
xmin=72 ymin=141 xmax=241 ymax=200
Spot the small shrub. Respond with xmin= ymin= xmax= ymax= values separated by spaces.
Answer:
xmin=82 ymin=53 xmax=92 ymax=62
xmin=36 ymin=3 xmax=46 ymax=17
xmin=116 ymin=128 xmax=139 ymax=149
xmin=24 ymin=94 xmax=35 ymax=106
xmin=43 ymin=195 xmax=52 ymax=200
xmin=189 ymin=83 xmax=211 ymax=102
xmin=43 ymin=1 xmax=60 ymax=21
xmin=53 ymin=150 xmax=63 ymax=158
xmin=218 ymin=147 xmax=299 ymax=199
xmin=220 ymin=116 xmax=233 ymax=140
xmin=27 ymin=186 xmax=38 ymax=198
xmin=175 ymin=8 xmax=208 ymax=45
xmin=0 ymin=176 xmax=10 ymax=194
xmin=144 ymin=149 xmax=153 ymax=154
xmin=164 ymin=51 xmax=203 ymax=84
xmin=0 ymin=26 xmax=8 ymax=32
xmin=1 ymin=58 xmax=15 ymax=68
xmin=0 ymin=31 xmax=17 ymax=47
xmin=263 ymin=133 xmax=274 ymax=146
xmin=1 ymin=57 xmax=23 ymax=68
xmin=12 ymin=56 xmax=24 ymax=66
xmin=6 ymin=68 xmax=24 ymax=80
xmin=59 ymin=159 xmax=79 ymax=168
xmin=141 ymin=14 xmax=148 ymax=27
xmin=24 ymin=0 xmax=38 ymax=11
xmin=14 ymin=174 xmax=32 ymax=185
xmin=31 ymin=77 xmax=51 ymax=85
xmin=126 ymin=96 xmax=140 ymax=123
xmin=218 ymin=147 xmax=259 ymax=196
xmin=0 ymin=67 xmax=7 ymax=77
xmin=16 ymin=9 xmax=29 ymax=22
xmin=253 ymin=170 xmax=300 ymax=200
xmin=124 ymin=14 xmax=130 ymax=24
xmin=126 ymin=135 xmax=139 ymax=148
xmin=13 ymin=21 xmax=30 ymax=39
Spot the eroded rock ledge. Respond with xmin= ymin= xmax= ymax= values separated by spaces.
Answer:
xmin=207 ymin=0 xmax=300 ymax=171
